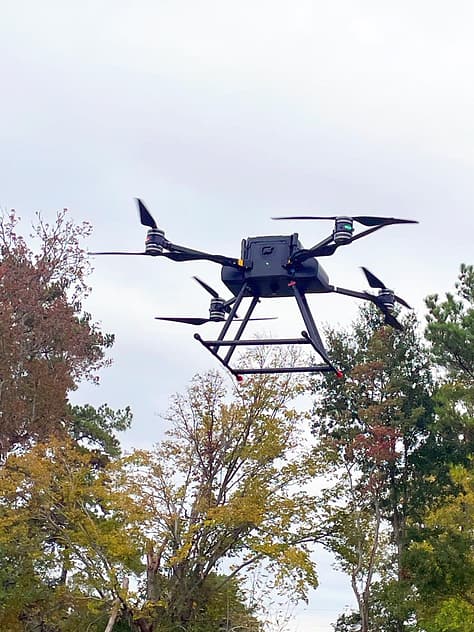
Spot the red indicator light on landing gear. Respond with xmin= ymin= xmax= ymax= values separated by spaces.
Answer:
xmin=336 ymin=370 xmax=344 ymax=379
xmin=236 ymin=374 xmax=244 ymax=383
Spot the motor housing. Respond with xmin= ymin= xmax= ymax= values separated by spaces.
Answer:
xmin=145 ymin=228 xmax=166 ymax=255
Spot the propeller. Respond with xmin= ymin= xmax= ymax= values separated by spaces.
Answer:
xmin=89 ymin=251 xmax=148 ymax=256
xmin=156 ymin=276 xmax=277 ymax=325
xmin=382 ymin=312 xmax=405 ymax=331
xmin=137 ymin=198 xmax=158 ymax=229
xmin=361 ymin=267 xmax=411 ymax=309
xmin=272 ymin=215 xmax=418 ymax=227
xmin=156 ymin=317 xmax=217 ymax=326
xmin=193 ymin=276 xmax=234 ymax=314
xmin=360 ymin=267 xmax=411 ymax=331
xmin=155 ymin=316 xmax=276 ymax=326
xmin=193 ymin=276 xmax=221 ymax=299
xmin=89 ymin=199 xmax=165 ymax=257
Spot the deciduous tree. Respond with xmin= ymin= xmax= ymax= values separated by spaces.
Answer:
xmin=406 ymin=464 xmax=474 ymax=631
xmin=120 ymin=365 xmax=322 ymax=631
xmin=309 ymin=307 xmax=434 ymax=632
xmin=0 ymin=437 xmax=144 ymax=631
xmin=0 ymin=209 xmax=113 ymax=456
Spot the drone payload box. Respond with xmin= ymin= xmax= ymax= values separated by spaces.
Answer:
xmin=221 ymin=234 xmax=330 ymax=298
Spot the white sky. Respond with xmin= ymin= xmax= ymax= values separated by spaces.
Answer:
xmin=2 ymin=1 xmax=474 ymax=629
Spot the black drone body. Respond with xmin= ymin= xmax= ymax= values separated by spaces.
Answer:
xmin=91 ymin=200 xmax=417 ymax=380
xmin=221 ymin=234 xmax=329 ymax=298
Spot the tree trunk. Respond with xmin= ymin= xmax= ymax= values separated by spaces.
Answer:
xmin=360 ymin=596 xmax=370 ymax=632
xmin=146 ymin=540 xmax=167 ymax=600
xmin=105 ymin=577 xmax=129 ymax=632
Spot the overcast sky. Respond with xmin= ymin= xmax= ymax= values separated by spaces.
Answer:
xmin=2 ymin=1 xmax=474 ymax=629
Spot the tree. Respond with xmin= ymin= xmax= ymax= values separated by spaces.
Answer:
xmin=118 ymin=365 xmax=322 ymax=632
xmin=309 ymin=306 xmax=434 ymax=632
xmin=68 ymin=402 xmax=132 ymax=458
xmin=0 ymin=209 xmax=113 ymax=456
xmin=0 ymin=398 xmax=267 ymax=632
xmin=402 ymin=264 xmax=474 ymax=629
xmin=313 ymin=268 xmax=474 ymax=631
xmin=423 ymin=263 xmax=474 ymax=465
xmin=0 ymin=209 xmax=320 ymax=631
xmin=405 ymin=464 xmax=474 ymax=632
xmin=0 ymin=207 xmax=135 ymax=629
xmin=425 ymin=263 xmax=474 ymax=382
xmin=0 ymin=437 xmax=145 ymax=631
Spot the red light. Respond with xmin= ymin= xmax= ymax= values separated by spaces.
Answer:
xmin=236 ymin=374 xmax=244 ymax=383
xmin=288 ymin=281 xmax=296 ymax=287
xmin=336 ymin=370 xmax=344 ymax=379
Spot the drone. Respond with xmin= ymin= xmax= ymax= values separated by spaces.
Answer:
xmin=91 ymin=199 xmax=417 ymax=380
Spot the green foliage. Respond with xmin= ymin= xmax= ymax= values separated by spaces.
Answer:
xmin=426 ymin=263 xmax=474 ymax=381
xmin=310 ymin=305 xmax=435 ymax=631
xmin=405 ymin=463 xmax=474 ymax=629
xmin=6 ymin=212 xmax=474 ymax=632
xmin=418 ymin=597 xmax=474 ymax=632
xmin=318 ymin=265 xmax=474 ymax=631
xmin=398 ymin=264 xmax=474 ymax=629
xmin=368 ymin=580 xmax=419 ymax=632
xmin=68 ymin=403 xmax=132 ymax=457
xmin=0 ymin=438 xmax=144 ymax=631
xmin=333 ymin=611 xmax=361 ymax=632
xmin=117 ymin=364 xmax=321 ymax=630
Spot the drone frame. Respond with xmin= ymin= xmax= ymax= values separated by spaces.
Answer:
xmin=91 ymin=200 xmax=415 ymax=379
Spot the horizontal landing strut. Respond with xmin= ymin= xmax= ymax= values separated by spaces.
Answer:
xmin=194 ymin=332 xmax=335 ymax=376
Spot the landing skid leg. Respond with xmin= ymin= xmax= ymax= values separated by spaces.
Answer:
xmin=194 ymin=283 xmax=342 ymax=378
xmin=292 ymin=285 xmax=340 ymax=373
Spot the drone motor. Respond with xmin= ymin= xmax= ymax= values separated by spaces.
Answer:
xmin=145 ymin=228 xmax=166 ymax=255
xmin=333 ymin=217 xmax=354 ymax=244
xmin=209 ymin=298 xmax=227 ymax=321
xmin=377 ymin=288 xmax=396 ymax=313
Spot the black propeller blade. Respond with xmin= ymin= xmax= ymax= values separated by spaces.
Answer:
xmin=383 ymin=312 xmax=404 ymax=331
xmin=193 ymin=276 xmax=220 ymax=299
xmin=361 ymin=267 xmax=411 ymax=309
xmin=90 ymin=199 xmax=162 ymax=256
xmin=136 ymin=198 xmax=157 ymax=229
xmin=353 ymin=216 xmax=417 ymax=227
xmin=89 ymin=251 xmax=148 ymax=256
xmin=193 ymin=276 xmax=236 ymax=314
xmin=309 ymin=244 xmax=339 ymax=257
xmin=360 ymin=266 xmax=408 ymax=331
xmin=155 ymin=316 xmax=277 ymax=326
xmin=272 ymin=215 xmax=418 ymax=227
xmin=361 ymin=267 xmax=387 ymax=290
xmin=156 ymin=317 xmax=215 ymax=326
